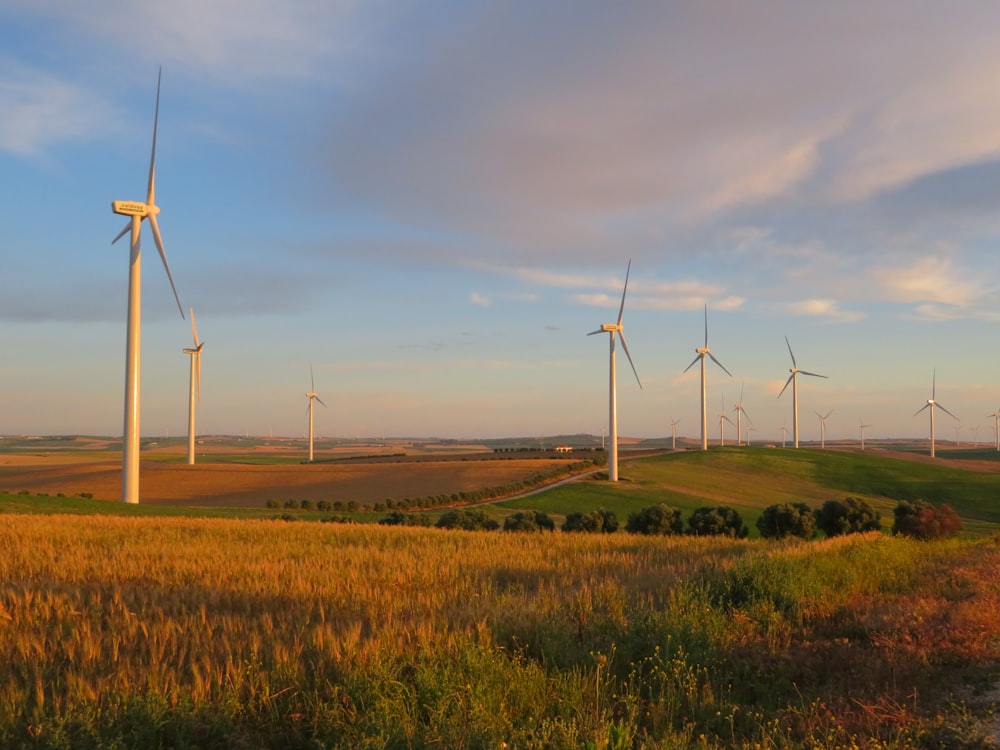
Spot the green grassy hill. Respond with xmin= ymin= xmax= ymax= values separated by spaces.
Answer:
xmin=502 ymin=447 xmax=1000 ymax=536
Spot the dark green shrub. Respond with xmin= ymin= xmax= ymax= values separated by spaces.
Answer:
xmin=892 ymin=500 xmax=962 ymax=540
xmin=265 ymin=499 xmax=280 ymax=509
xmin=561 ymin=509 xmax=618 ymax=533
xmin=299 ymin=499 xmax=314 ymax=511
xmin=687 ymin=506 xmax=748 ymax=538
xmin=379 ymin=511 xmax=434 ymax=527
xmin=625 ymin=504 xmax=683 ymax=536
xmin=435 ymin=509 xmax=499 ymax=531
xmin=502 ymin=511 xmax=555 ymax=532
xmin=316 ymin=500 xmax=331 ymax=511
xmin=282 ymin=499 xmax=297 ymax=510
xmin=815 ymin=497 xmax=882 ymax=537
xmin=757 ymin=502 xmax=816 ymax=540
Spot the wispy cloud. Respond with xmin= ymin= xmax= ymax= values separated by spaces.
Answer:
xmin=875 ymin=256 xmax=983 ymax=307
xmin=469 ymin=292 xmax=491 ymax=307
xmin=785 ymin=299 xmax=865 ymax=322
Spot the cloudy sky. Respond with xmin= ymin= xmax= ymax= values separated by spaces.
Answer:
xmin=4 ymin=1 xmax=1000 ymax=444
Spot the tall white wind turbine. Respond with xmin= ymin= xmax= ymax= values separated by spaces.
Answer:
xmin=990 ymin=409 xmax=1000 ymax=451
xmin=777 ymin=337 xmax=827 ymax=449
xmin=305 ymin=365 xmax=327 ymax=463
xmin=780 ymin=420 xmax=788 ymax=448
xmin=183 ymin=308 xmax=204 ymax=465
xmin=111 ymin=68 xmax=185 ymax=504
xmin=733 ymin=382 xmax=752 ymax=446
xmin=913 ymin=369 xmax=957 ymax=458
xmin=683 ymin=306 xmax=732 ymax=450
xmin=859 ymin=419 xmax=871 ymax=451
xmin=815 ymin=410 xmax=833 ymax=449
xmin=745 ymin=425 xmax=755 ymax=446
xmin=588 ymin=261 xmax=641 ymax=482
xmin=670 ymin=417 xmax=680 ymax=451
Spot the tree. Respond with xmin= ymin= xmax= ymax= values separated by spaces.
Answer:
xmin=435 ymin=509 xmax=499 ymax=531
xmin=814 ymin=497 xmax=882 ymax=537
xmin=892 ymin=500 xmax=962 ymax=540
xmin=756 ymin=502 xmax=816 ymax=540
xmin=625 ymin=504 xmax=683 ymax=536
xmin=502 ymin=511 xmax=555 ymax=532
xmin=687 ymin=506 xmax=748 ymax=538
xmin=562 ymin=509 xmax=618 ymax=533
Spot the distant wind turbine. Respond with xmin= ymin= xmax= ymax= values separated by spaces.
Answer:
xmin=305 ymin=365 xmax=327 ymax=462
xmin=815 ymin=410 xmax=833 ymax=449
xmin=973 ymin=425 xmax=981 ymax=448
xmin=670 ymin=417 xmax=680 ymax=451
xmin=859 ymin=418 xmax=871 ymax=451
xmin=777 ymin=337 xmax=827 ymax=449
xmin=683 ymin=306 xmax=732 ymax=451
xmin=745 ymin=425 xmax=755 ymax=447
xmin=990 ymin=409 xmax=1000 ymax=451
xmin=588 ymin=261 xmax=641 ymax=481
xmin=733 ymin=382 xmax=752 ymax=446
xmin=183 ymin=308 xmax=204 ymax=465
xmin=780 ymin=420 xmax=788 ymax=448
xmin=954 ymin=424 xmax=962 ymax=448
xmin=913 ymin=369 xmax=957 ymax=458
xmin=110 ymin=68 xmax=185 ymax=504
xmin=718 ymin=395 xmax=735 ymax=446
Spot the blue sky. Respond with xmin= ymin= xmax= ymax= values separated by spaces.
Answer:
xmin=4 ymin=1 xmax=1000 ymax=443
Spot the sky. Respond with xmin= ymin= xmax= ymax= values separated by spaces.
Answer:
xmin=4 ymin=1 xmax=1000 ymax=444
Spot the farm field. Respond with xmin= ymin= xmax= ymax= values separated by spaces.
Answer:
xmin=0 ymin=515 xmax=998 ymax=748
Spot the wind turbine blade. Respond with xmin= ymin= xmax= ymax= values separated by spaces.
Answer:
xmin=148 ymin=214 xmax=184 ymax=317
xmin=707 ymin=352 xmax=733 ymax=377
xmin=703 ymin=305 xmax=708 ymax=348
xmin=147 ymin=68 xmax=161 ymax=204
xmin=784 ymin=336 xmax=797 ymax=368
xmin=778 ymin=374 xmax=794 ymax=399
xmin=938 ymin=403 xmax=959 ymax=420
xmin=310 ymin=364 xmax=316 ymax=392
xmin=316 ymin=396 xmax=328 ymax=408
xmin=683 ymin=354 xmax=702 ymax=374
xmin=743 ymin=409 xmax=753 ymax=426
xmin=824 ymin=410 xmax=834 ymax=419
xmin=798 ymin=370 xmax=828 ymax=379
xmin=724 ymin=415 xmax=736 ymax=426
xmin=190 ymin=308 xmax=200 ymax=347
xmin=618 ymin=330 xmax=642 ymax=389
xmin=112 ymin=221 xmax=131 ymax=245
xmin=739 ymin=381 xmax=745 ymax=403
xmin=914 ymin=404 xmax=930 ymax=417
xmin=587 ymin=328 xmax=604 ymax=336
xmin=932 ymin=368 xmax=936 ymax=400
xmin=616 ymin=259 xmax=631 ymax=326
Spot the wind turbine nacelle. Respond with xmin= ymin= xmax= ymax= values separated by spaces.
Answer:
xmin=112 ymin=200 xmax=149 ymax=217
xmin=600 ymin=324 xmax=620 ymax=333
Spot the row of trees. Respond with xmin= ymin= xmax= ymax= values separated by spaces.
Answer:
xmin=378 ymin=497 xmax=961 ymax=540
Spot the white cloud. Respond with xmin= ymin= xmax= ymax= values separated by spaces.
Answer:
xmin=875 ymin=256 xmax=983 ymax=307
xmin=785 ymin=299 xmax=865 ymax=323
xmin=469 ymin=292 xmax=491 ymax=307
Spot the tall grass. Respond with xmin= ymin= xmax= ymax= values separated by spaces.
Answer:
xmin=0 ymin=515 xmax=997 ymax=748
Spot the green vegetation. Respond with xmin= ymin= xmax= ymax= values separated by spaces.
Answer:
xmin=0 ymin=516 xmax=997 ymax=748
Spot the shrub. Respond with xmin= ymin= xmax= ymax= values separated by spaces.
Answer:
xmin=561 ymin=509 xmax=618 ymax=533
xmin=757 ymin=502 xmax=816 ymax=540
xmin=687 ymin=506 xmax=748 ymax=538
xmin=892 ymin=500 xmax=963 ymax=540
xmin=282 ymin=499 xmax=298 ymax=510
xmin=316 ymin=500 xmax=331 ymax=512
xmin=265 ymin=499 xmax=280 ymax=509
xmin=502 ymin=511 xmax=555 ymax=532
xmin=814 ymin=497 xmax=882 ymax=537
xmin=379 ymin=511 xmax=434 ymax=527
xmin=625 ymin=504 xmax=683 ymax=536
xmin=435 ymin=509 xmax=499 ymax=531
xmin=299 ymin=499 xmax=314 ymax=511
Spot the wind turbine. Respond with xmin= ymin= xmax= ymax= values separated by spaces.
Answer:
xmin=973 ymin=425 xmax=981 ymax=448
xmin=990 ymin=409 xmax=1000 ymax=451
xmin=913 ymin=369 xmax=957 ymax=458
xmin=954 ymin=424 xmax=962 ymax=448
xmin=777 ymin=337 xmax=827 ymax=448
xmin=683 ymin=306 xmax=732 ymax=451
xmin=732 ymin=382 xmax=752 ymax=446
xmin=588 ymin=261 xmax=641 ymax=481
xmin=718 ymin=395 xmax=735 ymax=446
xmin=670 ymin=417 xmax=680 ymax=450
xmin=305 ymin=365 xmax=327 ymax=462
xmin=859 ymin=418 xmax=871 ymax=451
xmin=815 ymin=410 xmax=833 ymax=449
xmin=780 ymin=420 xmax=788 ymax=448
xmin=111 ymin=68 xmax=185 ymax=504
xmin=183 ymin=308 xmax=204 ymax=465
xmin=745 ymin=425 xmax=755 ymax=446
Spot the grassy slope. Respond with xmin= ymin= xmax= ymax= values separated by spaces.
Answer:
xmin=502 ymin=447 xmax=1000 ymax=535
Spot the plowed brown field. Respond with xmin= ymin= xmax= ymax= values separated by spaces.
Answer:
xmin=0 ymin=451 xmax=581 ymax=508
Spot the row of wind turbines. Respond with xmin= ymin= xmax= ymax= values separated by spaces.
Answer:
xmin=590 ymin=261 xmax=1000 ymax=482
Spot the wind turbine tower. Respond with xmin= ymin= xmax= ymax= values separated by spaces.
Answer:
xmin=913 ymin=369 xmax=957 ymax=458
xmin=305 ymin=365 xmax=327 ymax=462
xmin=815 ymin=410 xmax=833 ymax=449
xmin=718 ymin=395 xmax=735 ymax=446
xmin=990 ymin=409 xmax=1000 ymax=451
xmin=778 ymin=337 xmax=827 ymax=449
xmin=110 ymin=68 xmax=185 ymax=503
xmin=183 ymin=308 xmax=204 ymax=465
xmin=683 ymin=306 xmax=732 ymax=450
xmin=670 ymin=417 xmax=680 ymax=451
xmin=587 ymin=261 xmax=641 ymax=481
xmin=859 ymin=419 xmax=871 ymax=451
xmin=733 ymin=382 xmax=752 ymax=446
